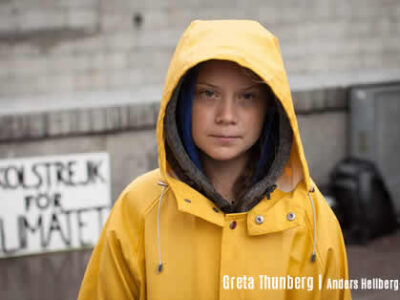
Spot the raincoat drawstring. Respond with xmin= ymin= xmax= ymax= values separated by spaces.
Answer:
xmin=156 ymin=180 xmax=168 ymax=273
xmin=308 ymin=187 xmax=317 ymax=262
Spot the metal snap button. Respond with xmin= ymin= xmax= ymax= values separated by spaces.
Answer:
xmin=229 ymin=220 xmax=237 ymax=230
xmin=212 ymin=207 xmax=219 ymax=213
xmin=287 ymin=212 xmax=296 ymax=221
xmin=255 ymin=215 xmax=264 ymax=225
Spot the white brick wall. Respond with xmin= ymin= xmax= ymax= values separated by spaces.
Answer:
xmin=17 ymin=9 xmax=65 ymax=31
xmin=65 ymin=8 xmax=98 ymax=29
xmin=0 ymin=0 xmax=399 ymax=98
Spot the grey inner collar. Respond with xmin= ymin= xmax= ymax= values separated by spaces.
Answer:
xmin=164 ymin=77 xmax=293 ymax=213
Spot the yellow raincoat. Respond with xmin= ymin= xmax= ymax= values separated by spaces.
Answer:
xmin=78 ymin=20 xmax=351 ymax=299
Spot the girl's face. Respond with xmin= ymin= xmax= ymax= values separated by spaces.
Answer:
xmin=192 ymin=60 xmax=268 ymax=164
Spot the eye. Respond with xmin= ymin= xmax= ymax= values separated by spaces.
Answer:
xmin=203 ymin=89 xmax=215 ymax=98
xmin=240 ymin=92 xmax=257 ymax=100
xmin=196 ymin=88 xmax=217 ymax=100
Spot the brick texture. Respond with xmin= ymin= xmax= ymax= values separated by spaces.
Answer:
xmin=0 ymin=0 xmax=399 ymax=98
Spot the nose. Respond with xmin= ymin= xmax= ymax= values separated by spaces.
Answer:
xmin=215 ymin=96 xmax=237 ymax=124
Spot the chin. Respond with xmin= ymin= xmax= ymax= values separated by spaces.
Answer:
xmin=205 ymin=149 xmax=243 ymax=162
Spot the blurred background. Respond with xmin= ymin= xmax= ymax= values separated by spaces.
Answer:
xmin=0 ymin=0 xmax=400 ymax=299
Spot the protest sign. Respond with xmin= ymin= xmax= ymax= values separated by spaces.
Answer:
xmin=0 ymin=152 xmax=111 ymax=258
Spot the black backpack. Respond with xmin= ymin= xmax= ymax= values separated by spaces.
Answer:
xmin=330 ymin=157 xmax=398 ymax=244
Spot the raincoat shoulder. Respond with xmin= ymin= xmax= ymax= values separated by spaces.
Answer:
xmin=77 ymin=168 xmax=163 ymax=300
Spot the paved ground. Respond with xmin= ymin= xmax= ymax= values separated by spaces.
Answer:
xmin=347 ymin=229 xmax=400 ymax=300
xmin=0 ymin=230 xmax=399 ymax=300
xmin=0 ymin=250 xmax=91 ymax=300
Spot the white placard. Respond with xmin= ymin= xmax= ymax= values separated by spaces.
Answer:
xmin=0 ymin=152 xmax=111 ymax=258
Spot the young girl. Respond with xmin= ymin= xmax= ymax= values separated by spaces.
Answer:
xmin=78 ymin=20 xmax=351 ymax=300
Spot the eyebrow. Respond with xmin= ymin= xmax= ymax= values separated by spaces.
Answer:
xmin=196 ymin=82 xmax=259 ymax=91
xmin=196 ymin=82 xmax=219 ymax=89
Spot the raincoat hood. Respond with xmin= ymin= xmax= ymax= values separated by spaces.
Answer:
xmin=158 ymin=20 xmax=310 ymax=213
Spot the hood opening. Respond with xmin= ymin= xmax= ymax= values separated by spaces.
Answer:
xmin=163 ymin=60 xmax=293 ymax=213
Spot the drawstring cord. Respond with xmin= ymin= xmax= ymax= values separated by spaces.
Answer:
xmin=157 ymin=180 xmax=168 ymax=273
xmin=308 ymin=187 xmax=317 ymax=262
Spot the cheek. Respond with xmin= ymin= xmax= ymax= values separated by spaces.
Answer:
xmin=245 ymin=108 xmax=267 ymax=134
xmin=192 ymin=106 xmax=202 ymax=131
xmin=192 ymin=105 xmax=210 ymax=140
xmin=255 ymin=102 xmax=268 ymax=129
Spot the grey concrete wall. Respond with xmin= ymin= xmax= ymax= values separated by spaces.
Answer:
xmin=0 ymin=0 xmax=400 ymax=97
xmin=298 ymin=111 xmax=347 ymax=187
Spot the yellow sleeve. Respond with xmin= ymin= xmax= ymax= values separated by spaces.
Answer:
xmin=77 ymin=189 xmax=146 ymax=300
xmin=311 ymin=179 xmax=352 ymax=300
xmin=319 ymin=216 xmax=352 ymax=299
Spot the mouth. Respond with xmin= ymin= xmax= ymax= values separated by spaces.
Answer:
xmin=209 ymin=135 xmax=241 ymax=143
xmin=210 ymin=134 xmax=241 ymax=139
